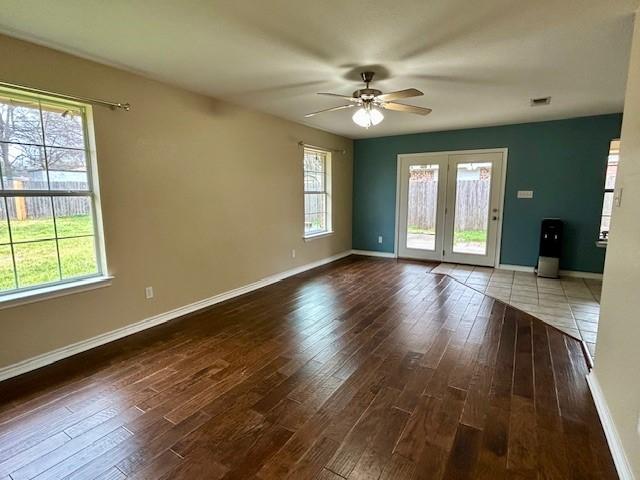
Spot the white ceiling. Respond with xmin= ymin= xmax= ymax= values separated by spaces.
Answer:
xmin=0 ymin=0 xmax=638 ymax=139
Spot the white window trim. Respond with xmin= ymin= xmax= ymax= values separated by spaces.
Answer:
xmin=303 ymin=231 xmax=335 ymax=241
xmin=598 ymin=139 xmax=620 ymax=242
xmin=303 ymin=147 xmax=332 ymax=239
xmin=0 ymin=274 xmax=113 ymax=310
xmin=0 ymin=87 xmax=110 ymax=304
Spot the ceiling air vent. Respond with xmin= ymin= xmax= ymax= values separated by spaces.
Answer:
xmin=530 ymin=96 xmax=551 ymax=106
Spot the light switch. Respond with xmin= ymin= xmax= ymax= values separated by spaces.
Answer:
xmin=517 ymin=190 xmax=534 ymax=199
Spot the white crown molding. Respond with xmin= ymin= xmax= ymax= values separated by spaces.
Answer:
xmin=586 ymin=372 xmax=636 ymax=480
xmin=0 ymin=250 xmax=352 ymax=382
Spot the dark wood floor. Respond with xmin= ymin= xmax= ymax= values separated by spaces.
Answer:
xmin=0 ymin=255 xmax=616 ymax=479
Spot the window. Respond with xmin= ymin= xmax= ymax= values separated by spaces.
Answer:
xmin=599 ymin=139 xmax=620 ymax=241
xmin=303 ymin=147 xmax=332 ymax=237
xmin=0 ymin=87 xmax=106 ymax=298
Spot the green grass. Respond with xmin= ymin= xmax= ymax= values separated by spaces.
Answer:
xmin=0 ymin=215 xmax=97 ymax=291
xmin=407 ymin=226 xmax=434 ymax=235
xmin=454 ymin=230 xmax=487 ymax=243
xmin=409 ymin=226 xmax=486 ymax=244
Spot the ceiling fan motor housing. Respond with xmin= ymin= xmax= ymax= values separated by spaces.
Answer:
xmin=360 ymin=71 xmax=375 ymax=84
xmin=352 ymin=88 xmax=382 ymax=100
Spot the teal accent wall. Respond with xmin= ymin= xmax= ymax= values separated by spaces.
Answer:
xmin=352 ymin=113 xmax=622 ymax=273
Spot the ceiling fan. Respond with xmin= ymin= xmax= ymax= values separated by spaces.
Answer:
xmin=305 ymin=71 xmax=432 ymax=128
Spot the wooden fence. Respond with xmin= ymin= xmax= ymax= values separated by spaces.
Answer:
xmin=1 ymin=181 xmax=90 ymax=220
xmin=408 ymin=179 xmax=490 ymax=231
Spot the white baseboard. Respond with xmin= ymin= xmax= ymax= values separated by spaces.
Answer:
xmin=351 ymin=249 xmax=397 ymax=258
xmin=0 ymin=250 xmax=352 ymax=382
xmin=586 ymin=372 xmax=635 ymax=480
xmin=498 ymin=263 xmax=535 ymax=272
xmin=559 ymin=270 xmax=603 ymax=280
xmin=498 ymin=263 xmax=603 ymax=279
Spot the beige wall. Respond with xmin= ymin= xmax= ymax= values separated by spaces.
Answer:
xmin=596 ymin=11 xmax=640 ymax=478
xmin=0 ymin=34 xmax=353 ymax=369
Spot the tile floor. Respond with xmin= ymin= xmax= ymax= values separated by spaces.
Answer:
xmin=431 ymin=263 xmax=602 ymax=357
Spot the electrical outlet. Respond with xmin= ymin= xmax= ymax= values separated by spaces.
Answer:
xmin=291 ymin=249 xmax=296 ymax=258
xmin=378 ymin=235 xmax=383 ymax=244
xmin=145 ymin=286 xmax=154 ymax=299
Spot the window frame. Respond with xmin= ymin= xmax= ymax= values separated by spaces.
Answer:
xmin=598 ymin=139 xmax=620 ymax=242
xmin=0 ymin=86 xmax=109 ymax=303
xmin=303 ymin=147 xmax=333 ymax=239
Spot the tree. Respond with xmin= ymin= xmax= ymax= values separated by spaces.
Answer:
xmin=0 ymin=97 xmax=85 ymax=185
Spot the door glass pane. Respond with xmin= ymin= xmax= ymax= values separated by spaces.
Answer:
xmin=601 ymin=191 xmax=614 ymax=217
xmin=452 ymin=162 xmax=492 ymax=255
xmin=406 ymin=164 xmax=438 ymax=251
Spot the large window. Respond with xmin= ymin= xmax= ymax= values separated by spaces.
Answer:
xmin=0 ymin=87 xmax=105 ymax=297
xmin=599 ymin=139 xmax=620 ymax=241
xmin=303 ymin=147 xmax=332 ymax=237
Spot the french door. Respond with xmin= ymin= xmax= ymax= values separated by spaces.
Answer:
xmin=397 ymin=150 xmax=505 ymax=267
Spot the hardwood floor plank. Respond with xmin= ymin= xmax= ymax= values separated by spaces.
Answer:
xmin=284 ymin=435 xmax=339 ymax=479
xmin=346 ymin=404 xmax=409 ymax=479
xmin=0 ymin=431 xmax=69 ymax=478
xmin=378 ymin=454 xmax=416 ymax=480
xmin=9 ymin=405 xmax=144 ymax=480
xmin=394 ymin=394 xmax=443 ymax=461
xmin=220 ymin=423 xmax=294 ymax=479
xmin=473 ymin=405 xmax=510 ymax=480
xmin=512 ymin=315 xmax=534 ymax=400
xmin=324 ymin=386 xmax=400 ymax=478
xmin=506 ymin=395 xmax=537 ymax=476
xmin=442 ymin=423 xmax=483 ymax=480
xmin=125 ymin=449 xmax=183 ymax=480
xmin=316 ymin=468 xmax=347 ymax=480
xmin=94 ymin=466 xmax=126 ymax=480
xmin=32 ymin=427 xmax=133 ymax=480
xmin=67 ymin=411 xmax=209 ymax=480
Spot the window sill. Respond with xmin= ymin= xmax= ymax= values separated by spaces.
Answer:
xmin=303 ymin=231 xmax=335 ymax=242
xmin=0 ymin=275 xmax=114 ymax=310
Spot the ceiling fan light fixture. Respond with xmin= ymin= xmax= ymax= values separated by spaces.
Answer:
xmin=370 ymin=107 xmax=384 ymax=126
xmin=352 ymin=107 xmax=384 ymax=128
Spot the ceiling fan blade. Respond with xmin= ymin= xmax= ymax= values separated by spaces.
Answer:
xmin=375 ymin=88 xmax=423 ymax=102
xmin=304 ymin=104 xmax=355 ymax=118
xmin=381 ymin=102 xmax=432 ymax=116
xmin=317 ymin=93 xmax=360 ymax=102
